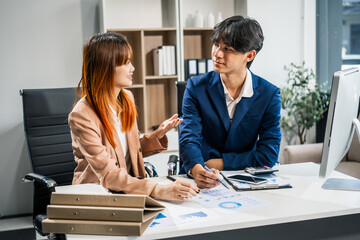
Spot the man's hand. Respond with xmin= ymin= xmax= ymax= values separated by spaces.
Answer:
xmin=205 ymin=158 xmax=224 ymax=170
xmin=191 ymin=164 xmax=220 ymax=189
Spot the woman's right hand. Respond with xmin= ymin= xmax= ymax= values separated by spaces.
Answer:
xmin=150 ymin=180 xmax=199 ymax=201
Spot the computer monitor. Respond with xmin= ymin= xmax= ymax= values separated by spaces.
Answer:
xmin=319 ymin=67 xmax=360 ymax=190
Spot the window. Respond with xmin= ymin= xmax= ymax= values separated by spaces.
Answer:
xmin=342 ymin=0 xmax=360 ymax=68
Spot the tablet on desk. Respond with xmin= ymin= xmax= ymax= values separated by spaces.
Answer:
xmin=227 ymin=174 xmax=267 ymax=185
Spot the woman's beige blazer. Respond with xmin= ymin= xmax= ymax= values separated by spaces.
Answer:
xmin=68 ymin=90 xmax=167 ymax=195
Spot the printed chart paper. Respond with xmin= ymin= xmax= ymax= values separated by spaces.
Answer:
xmin=193 ymin=187 xmax=270 ymax=213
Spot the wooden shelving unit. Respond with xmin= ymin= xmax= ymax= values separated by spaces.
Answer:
xmin=102 ymin=1 xmax=222 ymax=133
xmin=108 ymin=28 xmax=178 ymax=133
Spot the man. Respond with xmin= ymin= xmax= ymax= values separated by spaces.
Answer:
xmin=179 ymin=15 xmax=281 ymax=188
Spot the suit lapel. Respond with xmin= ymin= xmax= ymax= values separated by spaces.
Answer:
xmin=228 ymin=73 xmax=259 ymax=133
xmin=113 ymin=132 xmax=127 ymax=168
xmin=126 ymin=126 xmax=139 ymax=176
xmin=206 ymin=74 xmax=231 ymax=132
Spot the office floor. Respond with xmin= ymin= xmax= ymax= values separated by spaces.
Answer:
xmin=0 ymin=215 xmax=40 ymax=239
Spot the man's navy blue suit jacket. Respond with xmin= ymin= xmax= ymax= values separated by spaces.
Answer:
xmin=179 ymin=71 xmax=281 ymax=173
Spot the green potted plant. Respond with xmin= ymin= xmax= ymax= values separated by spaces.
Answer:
xmin=281 ymin=62 xmax=330 ymax=144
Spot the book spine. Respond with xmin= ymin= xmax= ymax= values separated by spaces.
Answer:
xmin=153 ymin=48 xmax=159 ymax=76
xmin=170 ymin=46 xmax=176 ymax=75
xmin=158 ymin=47 xmax=163 ymax=76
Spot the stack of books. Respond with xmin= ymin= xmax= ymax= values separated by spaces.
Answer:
xmin=152 ymin=45 xmax=176 ymax=76
xmin=42 ymin=192 xmax=165 ymax=236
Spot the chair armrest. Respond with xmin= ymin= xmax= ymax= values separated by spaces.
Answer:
xmin=283 ymin=143 xmax=323 ymax=164
xmin=23 ymin=173 xmax=57 ymax=188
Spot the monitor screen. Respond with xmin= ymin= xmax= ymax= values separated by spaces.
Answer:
xmin=319 ymin=67 xmax=360 ymax=179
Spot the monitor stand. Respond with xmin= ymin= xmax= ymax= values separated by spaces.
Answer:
xmin=322 ymin=118 xmax=360 ymax=191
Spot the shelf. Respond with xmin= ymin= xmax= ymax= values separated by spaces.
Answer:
xmin=145 ymin=75 xmax=178 ymax=80
xmin=183 ymin=27 xmax=214 ymax=31
xmin=144 ymin=30 xmax=177 ymax=76
xmin=125 ymin=84 xmax=143 ymax=89
xmin=143 ymin=28 xmax=176 ymax=32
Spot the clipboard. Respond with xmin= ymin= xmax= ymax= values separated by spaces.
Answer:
xmin=220 ymin=172 xmax=292 ymax=191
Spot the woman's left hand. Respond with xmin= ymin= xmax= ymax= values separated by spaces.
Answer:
xmin=156 ymin=114 xmax=183 ymax=139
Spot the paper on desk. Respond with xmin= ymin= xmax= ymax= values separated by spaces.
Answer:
xmin=192 ymin=186 xmax=270 ymax=213
xmin=145 ymin=202 xmax=220 ymax=233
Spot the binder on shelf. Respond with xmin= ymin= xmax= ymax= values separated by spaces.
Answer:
xmin=197 ymin=59 xmax=207 ymax=75
xmin=152 ymin=45 xmax=176 ymax=76
xmin=207 ymin=58 xmax=214 ymax=72
xmin=169 ymin=45 xmax=176 ymax=75
xmin=184 ymin=59 xmax=197 ymax=80
xmin=184 ymin=58 xmax=213 ymax=80
xmin=43 ymin=192 xmax=165 ymax=236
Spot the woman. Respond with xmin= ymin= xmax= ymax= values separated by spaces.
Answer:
xmin=69 ymin=32 xmax=198 ymax=201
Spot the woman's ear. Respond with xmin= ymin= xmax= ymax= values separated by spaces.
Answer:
xmin=246 ymin=50 xmax=257 ymax=63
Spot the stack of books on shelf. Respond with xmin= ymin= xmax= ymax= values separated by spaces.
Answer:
xmin=152 ymin=45 xmax=176 ymax=76
xmin=42 ymin=192 xmax=165 ymax=236
xmin=184 ymin=58 xmax=213 ymax=80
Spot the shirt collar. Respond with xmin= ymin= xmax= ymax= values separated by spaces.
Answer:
xmin=220 ymin=68 xmax=253 ymax=102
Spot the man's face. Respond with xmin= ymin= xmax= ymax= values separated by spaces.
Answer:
xmin=211 ymin=40 xmax=254 ymax=75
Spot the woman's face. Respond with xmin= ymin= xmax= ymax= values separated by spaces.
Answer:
xmin=114 ymin=60 xmax=135 ymax=91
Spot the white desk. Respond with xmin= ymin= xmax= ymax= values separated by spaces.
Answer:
xmin=66 ymin=163 xmax=360 ymax=240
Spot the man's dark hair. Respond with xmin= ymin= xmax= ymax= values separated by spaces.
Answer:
xmin=211 ymin=15 xmax=264 ymax=68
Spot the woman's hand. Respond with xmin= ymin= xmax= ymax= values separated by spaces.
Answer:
xmin=156 ymin=114 xmax=183 ymax=139
xmin=150 ymin=180 xmax=199 ymax=201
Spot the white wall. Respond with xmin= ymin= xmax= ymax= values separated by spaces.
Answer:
xmin=0 ymin=0 xmax=100 ymax=217
xmin=244 ymin=0 xmax=316 ymax=161
xmin=181 ymin=0 xmax=235 ymax=28
xmin=247 ymin=0 xmax=316 ymax=88
xmin=103 ymin=0 xmax=163 ymax=29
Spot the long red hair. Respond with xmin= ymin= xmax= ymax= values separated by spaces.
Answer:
xmin=77 ymin=32 xmax=137 ymax=148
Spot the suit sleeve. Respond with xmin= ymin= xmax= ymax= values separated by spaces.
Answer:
xmin=125 ymin=89 xmax=168 ymax=158
xmin=179 ymin=79 xmax=205 ymax=172
xmin=140 ymin=132 xmax=168 ymax=158
xmin=222 ymin=88 xmax=282 ymax=169
xmin=69 ymin=110 xmax=157 ymax=195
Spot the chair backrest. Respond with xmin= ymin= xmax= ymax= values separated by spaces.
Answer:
xmin=176 ymin=81 xmax=187 ymax=118
xmin=21 ymin=88 xmax=78 ymax=186
xmin=176 ymin=81 xmax=187 ymax=171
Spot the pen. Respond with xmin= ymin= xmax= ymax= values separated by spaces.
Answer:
xmin=167 ymin=175 xmax=177 ymax=182
xmin=219 ymin=171 xmax=238 ymax=191
xmin=203 ymin=166 xmax=230 ymax=189
xmin=167 ymin=175 xmax=202 ymax=194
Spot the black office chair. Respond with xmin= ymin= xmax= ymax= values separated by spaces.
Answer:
xmin=21 ymin=87 xmax=78 ymax=240
xmin=21 ymin=87 xmax=163 ymax=238
xmin=173 ymin=81 xmax=188 ymax=173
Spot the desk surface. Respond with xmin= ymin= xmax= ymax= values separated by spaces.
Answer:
xmin=66 ymin=162 xmax=360 ymax=240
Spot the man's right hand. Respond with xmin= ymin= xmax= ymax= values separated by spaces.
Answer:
xmin=191 ymin=164 xmax=220 ymax=188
